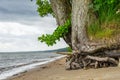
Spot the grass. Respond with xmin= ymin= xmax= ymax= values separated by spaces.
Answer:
xmin=88 ymin=1 xmax=120 ymax=40
xmin=88 ymin=4 xmax=120 ymax=40
xmin=88 ymin=20 xmax=120 ymax=40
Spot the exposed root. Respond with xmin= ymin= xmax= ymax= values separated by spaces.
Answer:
xmin=65 ymin=52 xmax=119 ymax=70
xmin=79 ymin=38 xmax=120 ymax=55
xmin=85 ymin=55 xmax=119 ymax=65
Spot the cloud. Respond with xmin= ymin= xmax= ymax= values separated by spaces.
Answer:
xmin=0 ymin=20 xmax=67 ymax=52
xmin=0 ymin=0 xmax=38 ymax=22
xmin=0 ymin=38 xmax=67 ymax=52
xmin=0 ymin=0 xmax=67 ymax=52
xmin=0 ymin=0 xmax=37 ymax=14
xmin=0 ymin=22 xmax=38 ymax=36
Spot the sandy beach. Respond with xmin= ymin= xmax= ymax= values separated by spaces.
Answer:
xmin=9 ymin=57 xmax=120 ymax=80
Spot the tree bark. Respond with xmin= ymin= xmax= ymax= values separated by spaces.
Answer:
xmin=72 ymin=0 xmax=89 ymax=51
xmin=50 ymin=0 xmax=72 ymax=48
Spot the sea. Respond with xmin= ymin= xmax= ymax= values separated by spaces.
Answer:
xmin=0 ymin=51 xmax=65 ymax=80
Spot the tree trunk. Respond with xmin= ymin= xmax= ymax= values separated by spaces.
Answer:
xmin=50 ymin=0 xmax=72 ymax=48
xmin=72 ymin=0 xmax=89 ymax=51
xmin=49 ymin=0 xmax=120 ymax=70
xmin=65 ymin=0 xmax=120 ymax=70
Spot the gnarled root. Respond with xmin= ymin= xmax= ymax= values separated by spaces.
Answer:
xmin=65 ymin=52 xmax=119 ymax=70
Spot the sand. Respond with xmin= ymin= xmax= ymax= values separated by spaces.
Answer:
xmin=9 ymin=58 xmax=120 ymax=80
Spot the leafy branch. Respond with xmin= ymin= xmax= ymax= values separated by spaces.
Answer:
xmin=38 ymin=19 xmax=71 ymax=46
xmin=36 ymin=0 xmax=53 ymax=17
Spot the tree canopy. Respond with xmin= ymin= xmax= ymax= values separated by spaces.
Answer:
xmin=37 ymin=0 xmax=120 ymax=46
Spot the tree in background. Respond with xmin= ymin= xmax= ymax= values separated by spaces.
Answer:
xmin=37 ymin=0 xmax=120 ymax=69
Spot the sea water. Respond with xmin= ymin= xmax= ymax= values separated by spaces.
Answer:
xmin=0 ymin=52 xmax=64 ymax=80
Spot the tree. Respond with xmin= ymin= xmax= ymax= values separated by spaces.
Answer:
xmin=37 ymin=0 xmax=120 ymax=69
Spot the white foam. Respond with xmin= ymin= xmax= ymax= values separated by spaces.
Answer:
xmin=0 ymin=55 xmax=66 ymax=80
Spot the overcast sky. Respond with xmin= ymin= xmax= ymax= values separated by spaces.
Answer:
xmin=0 ymin=0 xmax=67 ymax=52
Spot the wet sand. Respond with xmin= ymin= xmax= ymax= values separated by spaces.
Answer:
xmin=9 ymin=58 xmax=120 ymax=80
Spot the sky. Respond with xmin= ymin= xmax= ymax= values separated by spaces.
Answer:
xmin=0 ymin=0 xmax=67 ymax=52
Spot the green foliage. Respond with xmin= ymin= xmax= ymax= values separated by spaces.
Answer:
xmin=67 ymin=47 xmax=72 ymax=52
xmin=91 ymin=0 xmax=120 ymax=22
xmin=88 ymin=0 xmax=120 ymax=39
xmin=92 ymin=0 xmax=118 ymax=11
xmin=88 ymin=21 xmax=102 ymax=36
xmin=36 ymin=0 xmax=71 ymax=46
xmin=95 ymin=29 xmax=114 ymax=38
xmin=36 ymin=0 xmax=53 ymax=17
xmin=88 ymin=25 xmax=114 ymax=39
xmin=38 ymin=20 xmax=71 ymax=46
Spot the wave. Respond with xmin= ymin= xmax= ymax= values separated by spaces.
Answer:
xmin=0 ymin=55 xmax=66 ymax=80
xmin=0 ymin=58 xmax=50 ymax=73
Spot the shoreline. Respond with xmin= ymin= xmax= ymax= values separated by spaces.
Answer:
xmin=0 ymin=55 xmax=66 ymax=80
xmin=8 ymin=57 xmax=66 ymax=80
xmin=8 ymin=57 xmax=120 ymax=80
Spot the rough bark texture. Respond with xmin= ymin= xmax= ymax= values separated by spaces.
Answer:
xmin=72 ymin=0 xmax=89 ymax=50
xmin=50 ymin=0 xmax=72 ymax=48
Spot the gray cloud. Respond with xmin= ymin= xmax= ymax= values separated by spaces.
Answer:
xmin=0 ymin=0 xmax=67 ymax=52
xmin=0 ymin=0 xmax=39 ymax=22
